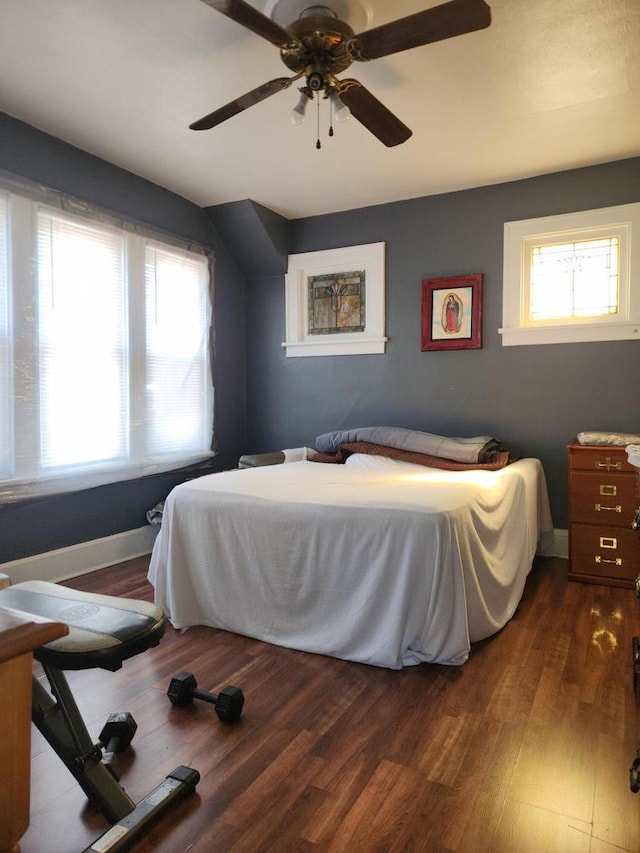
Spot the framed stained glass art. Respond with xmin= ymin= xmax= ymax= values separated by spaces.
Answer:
xmin=307 ymin=270 xmax=366 ymax=335
xmin=283 ymin=242 xmax=386 ymax=357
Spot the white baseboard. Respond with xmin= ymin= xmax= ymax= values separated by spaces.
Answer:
xmin=0 ymin=525 xmax=160 ymax=585
xmin=541 ymin=528 xmax=568 ymax=559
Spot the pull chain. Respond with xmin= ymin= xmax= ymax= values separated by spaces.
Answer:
xmin=316 ymin=93 xmax=321 ymax=149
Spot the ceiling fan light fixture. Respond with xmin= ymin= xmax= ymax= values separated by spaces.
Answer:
xmin=329 ymin=91 xmax=350 ymax=122
xmin=291 ymin=90 xmax=311 ymax=124
xmin=306 ymin=70 xmax=325 ymax=91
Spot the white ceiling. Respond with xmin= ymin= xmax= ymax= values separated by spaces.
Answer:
xmin=0 ymin=0 xmax=638 ymax=219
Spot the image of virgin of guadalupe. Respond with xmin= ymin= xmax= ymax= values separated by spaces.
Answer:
xmin=441 ymin=292 xmax=463 ymax=334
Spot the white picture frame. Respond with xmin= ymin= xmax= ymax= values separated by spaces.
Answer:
xmin=282 ymin=242 xmax=386 ymax=357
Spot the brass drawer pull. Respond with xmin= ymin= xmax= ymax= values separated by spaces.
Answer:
xmin=595 ymin=556 xmax=622 ymax=566
xmin=594 ymin=503 xmax=622 ymax=513
xmin=599 ymin=484 xmax=617 ymax=496
xmin=599 ymin=536 xmax=618 ymax=548
xmin=596 ymin=458 xmax=622 ymax=471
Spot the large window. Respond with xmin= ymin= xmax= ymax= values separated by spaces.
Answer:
xmin=0 ymin=181 xmax=213 ymax=501
xmin=501 ymin=203 xmax=640 ymax=346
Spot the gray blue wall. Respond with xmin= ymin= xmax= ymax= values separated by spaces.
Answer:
xmin=1 ymin=108 xmax=638 ymax=561
xmin=241 ymin=158 xmax=640 ymax=529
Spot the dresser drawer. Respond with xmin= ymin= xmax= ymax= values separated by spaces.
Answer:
xmin=568 ymin=444 xmax=636 ymax=474
xmin=570 ymin=525 xmax=640 ymax=582
xmin=569 ymin=471 xmax=640 ymax=526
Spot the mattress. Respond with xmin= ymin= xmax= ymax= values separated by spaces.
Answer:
xmin=148 ymin=453 xmax=553 ymax=669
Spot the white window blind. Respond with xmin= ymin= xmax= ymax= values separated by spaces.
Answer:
xmin=37 ymin=211 xmax=128 ymax=469
xmin=145 ymin=244 xmax=210 ymax=457
xmin=1 ymin=180 xmax=213 ymax=502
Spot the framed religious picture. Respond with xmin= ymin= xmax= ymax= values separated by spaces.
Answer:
xmin=421 ymin=274 xmax=483 ymax=351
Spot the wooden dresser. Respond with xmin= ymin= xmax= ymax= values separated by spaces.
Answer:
xmin=567 ymin=441 xmax=640 ymax=588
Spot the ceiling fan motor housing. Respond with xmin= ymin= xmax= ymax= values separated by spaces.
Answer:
xmin=281 ymin=14 xmax=356 ymax=88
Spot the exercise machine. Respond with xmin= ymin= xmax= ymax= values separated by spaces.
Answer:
xmin=0 ymin=579 xmax=200 ymax=852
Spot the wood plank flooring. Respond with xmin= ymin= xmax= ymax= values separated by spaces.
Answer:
xmin=20 ymin=555 xmax=640 ymax=852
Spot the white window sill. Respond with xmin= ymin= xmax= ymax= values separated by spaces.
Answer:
xmin=499 ymin=322 xmax=640 ymax=346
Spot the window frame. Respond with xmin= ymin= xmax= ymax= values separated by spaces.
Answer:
xmin=500 ymin=203 xmax=640 ymax=346
xmin=0 ymin=173 xmax=214 ymax=502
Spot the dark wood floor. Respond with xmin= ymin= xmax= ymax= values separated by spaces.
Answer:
xmin=21 ymin=555 xmax=640 ymax=852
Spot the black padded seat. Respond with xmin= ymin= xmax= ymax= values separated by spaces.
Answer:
xmin=0 ymin=580 xmax=165 ymax=671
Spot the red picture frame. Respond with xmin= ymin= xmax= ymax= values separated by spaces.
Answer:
xmin=421 ymin=274 xmax=483 ymax=351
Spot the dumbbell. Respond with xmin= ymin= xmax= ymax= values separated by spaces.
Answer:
xmin=99 ymin=711 xmax=137 ymax=766
xmin=167 ymin=671 xmax=244 ymax=722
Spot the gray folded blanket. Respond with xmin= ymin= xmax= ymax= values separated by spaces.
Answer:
xmin=315 ymin=426 xmax=501 ymax=464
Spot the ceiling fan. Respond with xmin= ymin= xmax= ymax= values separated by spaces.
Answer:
xmin=191 ymin=0 xmax=491 ymax=147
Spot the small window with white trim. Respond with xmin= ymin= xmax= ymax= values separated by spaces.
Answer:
xmin=501 ymin=203 xmax=640 ymax=346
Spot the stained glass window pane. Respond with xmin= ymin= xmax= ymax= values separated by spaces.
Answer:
xmin=529 ymin=237 xmax=619 ymax=321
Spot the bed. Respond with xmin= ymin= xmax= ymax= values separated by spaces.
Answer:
xmin=148 ymin=429 xmax=553 ymax=669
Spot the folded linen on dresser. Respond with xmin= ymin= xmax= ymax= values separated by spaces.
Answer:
xmin=315 ymin=426 xmax=501 ymax=464
xmin=577 ymin=431 xmax=640 ymax=446
xmin=626 ymin=445 xmax=640 ymax=469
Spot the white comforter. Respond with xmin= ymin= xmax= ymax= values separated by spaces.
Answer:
xmin=148 ymin=454 xmax=552 ymax=669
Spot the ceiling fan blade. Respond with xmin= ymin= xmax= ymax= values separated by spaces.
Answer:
xmin=190 ymin=76 xmax=298 ymax=130
xmin=337 ymin=81 xmax=412 ymax=147
xmin=349 ymin=0 xmax=491 ymax=60
xmin=200 ymin=0 xmax=296 ymax=48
